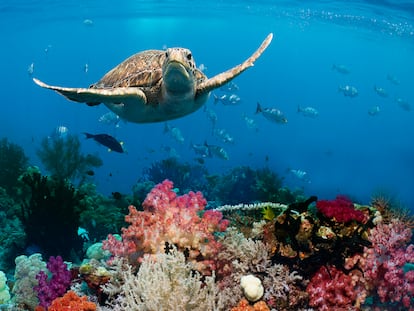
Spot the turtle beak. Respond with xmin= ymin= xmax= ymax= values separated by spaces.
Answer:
xmin=163 ymin=48 xmax=194 ymax=93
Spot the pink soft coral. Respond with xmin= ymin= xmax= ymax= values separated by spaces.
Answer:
xmin=306 ymin=265 xmax=367 ymax=311
xmin=316 ymin=195 xmax=366 ymax=223
xmin=103 ymin=179 xmax=229 ymax=275
xmin=362 ymin=219 xmax=414 ymax=308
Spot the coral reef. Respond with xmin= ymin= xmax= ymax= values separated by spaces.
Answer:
xmin=37 ymin=134 xmax=102 ymax=183
xmin=34 ymin=256 xmax=72 ymax=309
xmin=103 ymin=180 xmax=229 ymax=275
xmin=0 ymin=188 xmax=26 ymax=271
xmin=306 ymin=265 xmax=367 ymax=310
xmin=0 ymin=137 xmax=29 ymax=196
xmin=362 ymin=218 xmax=414 ymax=308
xmin=12 ymin=254 xmax=47 ymax=310
xmin=16 ymin=167 xmax=86 ymax=260
xmin=265 ymin=196 xmax=373 ymax=276
xmin=0 ymin=271 xmax=11 ymax=304
xmin=103 ymin=247 xmax=221 ymax=310
xmin=207 ymin=166 xmax=291 ymax=205
xmin=44 ymin=291 xmax=96 ymax=311
xmin=316 ymin=195 xmax=366 ymax=223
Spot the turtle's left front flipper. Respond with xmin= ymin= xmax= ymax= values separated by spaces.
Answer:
xmin=196 ymin=33 xmax=273 ymax=95
xmin=33 ymin=78 xmax=146 ymax=106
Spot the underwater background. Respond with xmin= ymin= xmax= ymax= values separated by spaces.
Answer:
xmin=1 ymin=1 xmax=414 ymax=310
xmin=1 ymin=0 xmax=413 ymax=208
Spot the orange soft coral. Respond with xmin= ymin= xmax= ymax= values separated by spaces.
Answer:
xmin=230 ymin=298 xmax=270 ymax=311
xmin=48 ymin=291 xmax=96 ymax=311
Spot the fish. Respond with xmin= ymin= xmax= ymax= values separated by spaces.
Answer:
xmin=83 ymin=19 xmax=93 ymax=26
xmin=164 ymin=123 xmax=184 ymax=144
xmin=205 ymin=142 xmax=229 ymax=160
xmin=197 ymin=63 xmax=207 ymax=72
xmin=98 ymin=111 xmax=121 ymax=128
xmin=374 ymin=86 xmax=388 ymax=98
xmin=241 ymin=113 xmax=258 ymax=131
xmin=214 ymin=128 xmax=235 ymax=144
xmin=85 ymin=170 xmax=95 ymax=176
xmin=386 ymin=74 xmax=400 ymax=85
xmin=368 ymin=105 xmax=380 ymax=116
xmin=256 ymin=103 xmax=287 ymax=124
xmin=203 ymin=105 xmax=218 ymax=128
xmin=297 ymin=106 xmax=319 ymax=118
xmin=220 ymin=81 xmax=239 ymax=93
xmin=83 ymin=133 xmax=124 ymax=153
xmin=27 ymin=62 xmax=34 ymax=75
xmin=332 ymin=64 xmax=350 ymax=74
xmin=395 ymin=97 xmax=411 ymax=111
xmin=84 ymin=63 xmax=89 ymax=73
xmin=213 ymin=93 xmax=241 ymax=105
xmin=289 ymin=169 xmax=311 ymax=183
xmin=338 ymin=85 xmax=358 ymax=97
xmin=190 ymin=142 xmax=210 ymax=158
xmin=49 ymin=125 xmax=69 ymax=139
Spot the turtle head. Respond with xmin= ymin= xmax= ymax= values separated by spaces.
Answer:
xmin=162 ymin=48 xmax=197 ymax=94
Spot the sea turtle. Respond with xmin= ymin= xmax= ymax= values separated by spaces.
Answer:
xmin=33 ymin=33 xmax=273 ymax=123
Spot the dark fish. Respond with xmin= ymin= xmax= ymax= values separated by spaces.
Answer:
xmin=85 ymin=170 xmax=95 ymax=176
xmin=83 ymin=133 xmax=124 ymax=153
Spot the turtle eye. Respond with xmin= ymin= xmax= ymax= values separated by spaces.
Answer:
xmin=187 ymin=53 xmax=192 ymax=60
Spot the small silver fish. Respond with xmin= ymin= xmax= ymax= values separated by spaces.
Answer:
xmin=368 ymin=105 xmax=380 ymax=116
xmin=164 ymin=123 xmax=184 ymax=144
xmin=213 ymin=93 xmax=241 ymax=105
xmin=241 ymin=113 xmax=258 ymax=131
xmin=332 ymin=64 xmax=350 ymax=74
xmin=214 ymin=128 xmax=234 ymax=144
xmin=297 ymin=106 xmax=319 ymax=118
xmin=49 ymin=125 xmax=69 ymax=139
xmin=289 ymin=169 xmax=311 ymax=183
xmin=98 ymin=112 xmax=121 ymax=128
xmin=190 ymin=142 xmax=210 ymax=158
xmin=374 ymin=85 xmax=388 ymax=98
xmin=395 ymin=97 xmax=411 ymax=111
xmin=84 ymin=63 xmax=89 ymax=73
xmin=256 ymin=103 xmax=287 ymax=124
xmin=83 ymin=19 xmax=93 ymax=26
xmin=203 ymin=105 xmax=218 ymax=126
xmin=27 ymin=63 xmax=34 ymax=75
xmin=220 ymin=81 xmax=239 ymax=93
xmin=338 ymin=85 xmax=358 ymax=97
xmin=205 ymin=142 xmax=229 ymax=160
xmin=387 ymin=74 xmax=400 ymax=85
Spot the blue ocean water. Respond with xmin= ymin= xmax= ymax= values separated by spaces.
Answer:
xmin=1 ymin=0 xmax=413 ymax=208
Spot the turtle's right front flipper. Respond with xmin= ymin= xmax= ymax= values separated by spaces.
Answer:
xmin=33 ymin=78 xmax=147 ymax=106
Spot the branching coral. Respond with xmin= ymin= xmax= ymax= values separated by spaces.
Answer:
xmin=103 ymin=247 xmax=222 ymax=310
xmin=217 ymin=228 xmax=308 ymax=310
xmin=37 ymin=134 xmax=102 ymax=183
xmin=103 ymin=180 xmax=229 ymax=276
xmin=46 ymin=291 xmax=96 ymax=311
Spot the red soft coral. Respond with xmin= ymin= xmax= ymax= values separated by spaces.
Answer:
xmin=306 ymin=265 xmax=367 ymax=311
xmin=103 ymin=179 xmax=229 ymax=275
xmin=48 ymin=291 xmax=96 ymax=311
xmin=316 ymin=195 xmax=366 ymax=223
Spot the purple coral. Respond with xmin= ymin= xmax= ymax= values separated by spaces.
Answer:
xmin=34 ymin=256 xmax=72 ymax=308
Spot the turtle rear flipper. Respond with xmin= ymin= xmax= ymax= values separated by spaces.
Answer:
xmin=33 ymin=78 xmax=147 ymax=105
xmin=196 ymin=33 xmax=273 ymax=96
